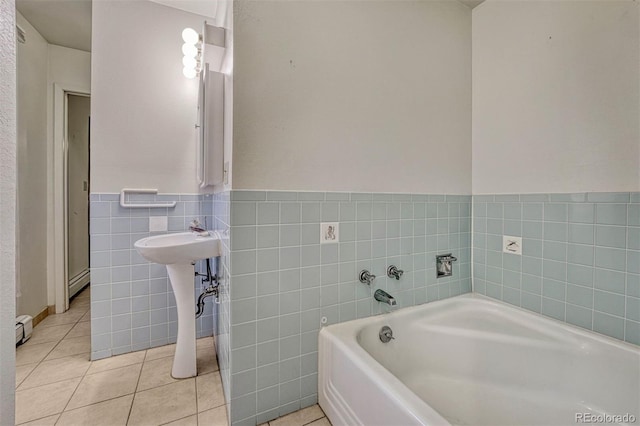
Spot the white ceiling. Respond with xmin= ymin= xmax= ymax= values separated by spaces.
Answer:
xmin=459 ymin=0 xmax=485 ymax=9
xmin=15 ymin=0 xmax=483 ymax=54
xmin=16 ymin=0 xmax=92 ymax=52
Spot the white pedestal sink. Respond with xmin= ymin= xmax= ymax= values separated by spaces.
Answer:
xmin=134 ymin=232 xmax=221 ymax=378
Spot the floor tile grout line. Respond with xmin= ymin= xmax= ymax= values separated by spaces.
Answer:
xmin=15 ymin=411 xmax=62 ymax=426
xmin=16 ymin=357 xmax=91 ymax=392
xmin=126 ymin=357 xmax=146 ymax=425
xmin=61 ymin=392 xmax=136 ymax=414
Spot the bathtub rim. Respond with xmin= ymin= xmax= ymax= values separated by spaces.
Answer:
xmin=318 ymin=293 xmax=640 ymax=426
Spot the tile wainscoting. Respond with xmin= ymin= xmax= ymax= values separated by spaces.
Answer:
xmin=89 ymin=193 xmax=215 ymax=360
xmin=473 ymin=192 xmax=640 ymax=345
xmin=224 ymin=191 xmax=472 ymax=425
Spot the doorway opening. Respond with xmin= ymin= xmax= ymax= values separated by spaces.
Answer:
xmin=66 ymin=93 xmax=91 ymax=299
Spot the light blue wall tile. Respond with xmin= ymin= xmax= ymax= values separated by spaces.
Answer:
xmin=549 ymin=193 xmax=587 ymax=202
xmin=569 ymin=204 xmax=595 ymax=223
xmin=257 ymin=249 xmax=279 ymax=273
xmin=627 ymin=298 xmax=640 ymax=322
xmin=541 ymin=297 xmax=565 ymax=321
xmin=339 ymin=203 xmax=356 ymax=221
xmin=504 ymin=203 xmax=521 ymax=220
xmin=594 ymin=290 xmax=625 ymax=317
xmin=521 ymin=292 xmax=541 ymax=312
xmin=494 ymin=195 xmax=519 ymax=202
xmin=257 ymin=203 xmax=279 ymax=225
xmin=233 ymin=227 xmax=257 ymax=251
xmin=543 ymin=241 xmax=566 ymax=261
xmin=522 ymin=221 xmax=542 ymax=239
xmin=543 ymin=222 xmax=567 ymax=241
xmin=473 ymin=192 xmax=637 ymax=348
xmin=502 ymin=287 xmax=520 ymax=306
xmin=321 ymin=203 xmax=339 ymax=222
xmin=281 ymin=203 xmax=301 ymax=224
xmin=567 ymin=283 xmax=593 ymax=308
xmin=257 ymin=226 xmax=279 ymax=249
xmin=232 ymin=322 xmax=257 ymax=348
xmin=231 ymin=191 xmax=267 ymax=201
xmin=628 ymin=227 xmax=640 ymax=250
xmin=596 ymin=204 xmax=627 ymax=226
xmin=301 ymin=245 xmax=321 ymax=267
xmin=628 ymin=250 xmax=640 ymax=274
xmin=503 ymin=270 xmax=521 ymax=289
xmin=628 ymin=205 xmax=640 ymax=226
xmin=595 ymin=247 xmax=626 ymax=271
xmin=567 ymin=244 xmax=594 ymax=266
xmin=625 ymin=320 xmax=640 ymax=345
xmin=503 ymin=220 xmax=521 ymax=236
xmin=280 ymin=225 xmax=300 ymax=247
xmin=566 ymin=264 xmax=593 ymax=287
xmin=543 ymin=279 xmax=566 ymax=301
xmin=232 ymin=298 xmax=257 ymax=324
xmin=297 ymin=192 xmax=325 ymax=202
xmin=279 ymin=269 xmax=301 ymax=292
xmin=596 ymin=225 xmax=627 ymax=249
xmin=301 ymin=203 xmax=320 ymax=223
xmin=325 ymin=192 xmax=350 ymax=201
xmin=522 ymin=203 xmax=543 ymax=220
xmin=486 ymin=219 xmax=502 ymax=235
xmin=522 ymin=256 xmax=542 ymax=276
xmin=593 ymin=311 xmax=624 ymax=340
xmin=233 ymin=250 xmax=257 ymax=275
xmin=301 ymin=224 xmax=320 ymax=245
xmin=568 ymin=224 xmax=594 ymax=244
xmin=588 ymin=193 xmax=630 ymax=203
xmin=566 ymin=304 xmax=592 ymax=329
xmin=544 ymin=203 xmax=567 ymax=222
xmin=486 ymin=203 xmax=502 ymax=219
xmin=280 ymin=247 xmax=300 ymax=270
xmin=232 ymin=202 xmax=257 ymax=226
xmin=257 ymin=341 xmax=278 ymax=367
xmin=267 ymin=192 xmax=297 ymax=201
xmin=279 ymin=291 xmax=300 ymax=315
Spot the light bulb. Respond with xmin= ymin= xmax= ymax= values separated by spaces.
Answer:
xmin=182 ymin=43 xmax=198 ymax=58
xmin=182 ymin=27 xmax=199 ymax=45
xmin=183 ymin=56 xmax=197 ymax=68
xmin=183 ymin=66 xmax=197 ymax=79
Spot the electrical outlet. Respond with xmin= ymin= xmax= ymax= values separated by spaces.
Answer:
xmin=503 ymin=235 xmax=522 ymax=255
xmin=320 ymin=222 xmax=339 ymax=244
xmin=149 ymin=216 xmax=168 ymax=232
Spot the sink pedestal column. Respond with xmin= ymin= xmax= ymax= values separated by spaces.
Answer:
xmin=166 ymin=263 xmax=197 ymax=378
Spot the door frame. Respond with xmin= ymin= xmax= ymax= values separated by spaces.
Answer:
xmin=50 ymin=83 xmax=90 ymax=313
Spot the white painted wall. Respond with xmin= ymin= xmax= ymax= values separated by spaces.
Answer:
xmin=232 ymin=0 xmax=472 ymax=194
xmin=16 ymin=12 xmax=49 ymax=318
xmin=91 ymin=0 xmax=212 ymax=193
xmin=16 ymin=15 xmax=91 ymax=316
xmin=0 ymin=0 xmax=17 ymax=422
xmin=472 ymin=0 xmax=640 ymax=194
xmin=45 ymin=44 xmax=90 ymax=308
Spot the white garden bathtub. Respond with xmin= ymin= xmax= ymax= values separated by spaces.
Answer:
xmin=318 ymin=294 xmax=640 ymax=426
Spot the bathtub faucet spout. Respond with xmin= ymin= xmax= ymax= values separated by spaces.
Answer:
xmin=374 ymin=289 xmax=397 ymax=306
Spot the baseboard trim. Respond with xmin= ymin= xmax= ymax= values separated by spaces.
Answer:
xmin=33 ymin=306 xmax=52 ymax=327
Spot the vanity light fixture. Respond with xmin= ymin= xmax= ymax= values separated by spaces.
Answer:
xmin=181 ymin=27 xmax=202 ymax=79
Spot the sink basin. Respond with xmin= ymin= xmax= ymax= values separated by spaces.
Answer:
xmin=134 ymin=231 xmax=222 ymax=378
xmin=134 ymin=232 xmax=221 ymax=265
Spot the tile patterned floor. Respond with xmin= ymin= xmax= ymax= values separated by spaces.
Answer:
xmin=14 ymin=287 xmax=332 ymax=426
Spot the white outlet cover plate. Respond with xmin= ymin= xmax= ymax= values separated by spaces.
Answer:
xmin=149 ymin=216 xmax=168 ymax=232
xmin=320 ymin=222 xmax=339 ymax=244
xmin=503 ymin=235 xmax=522 ymax=255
